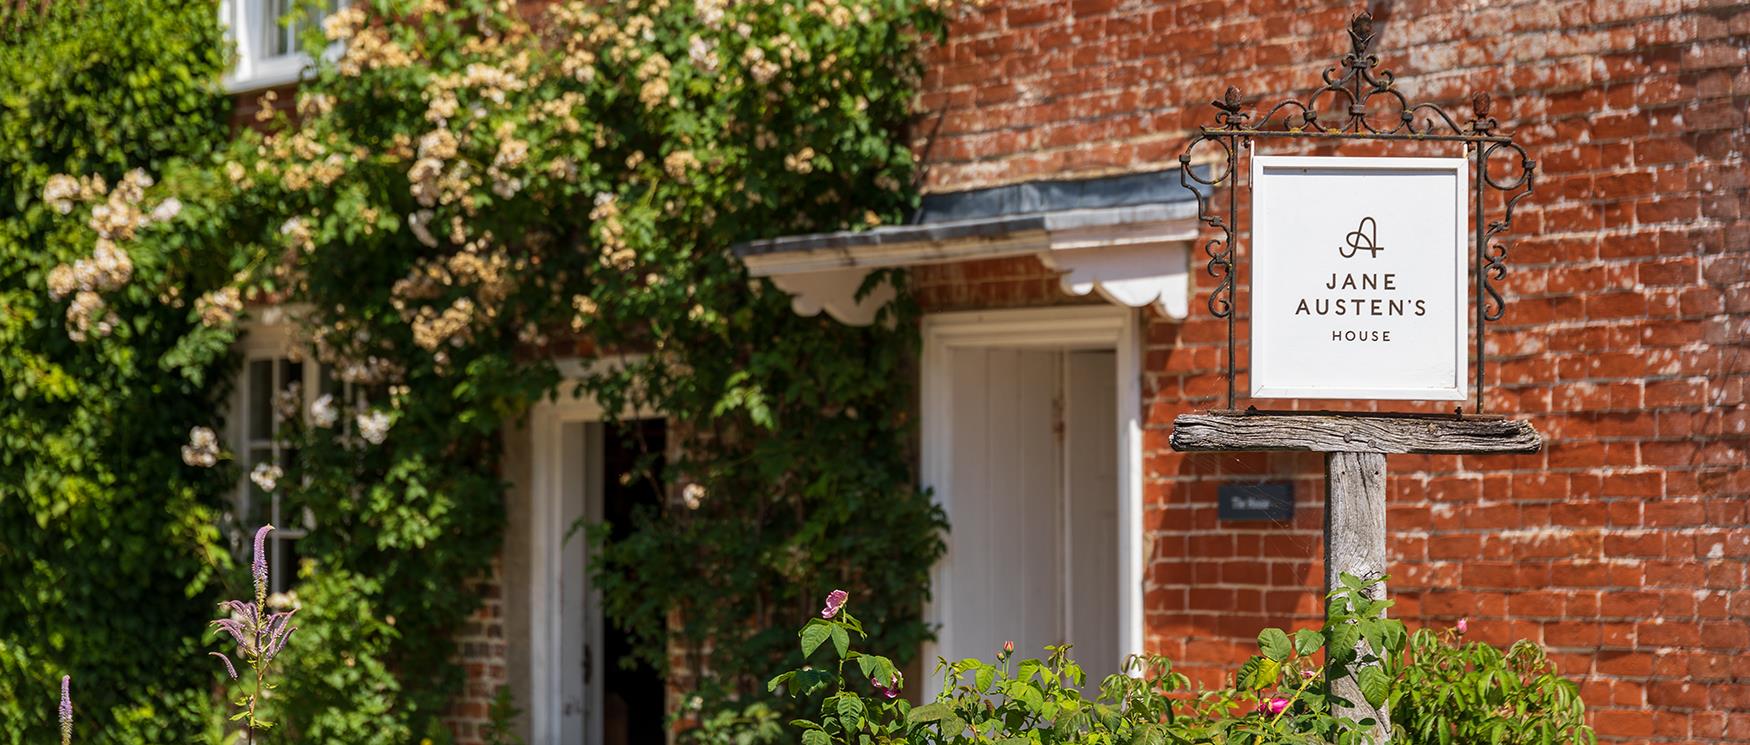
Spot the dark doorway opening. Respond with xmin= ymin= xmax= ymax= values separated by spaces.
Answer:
xmin=598 ymin=419 xmax=667 ymax=745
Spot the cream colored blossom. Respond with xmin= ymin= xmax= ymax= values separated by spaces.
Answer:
xmin=638 ymin=54 xmax=672 ymax=108
xmin=309 ymin=394 xmax=339 ymax=428
xmin=42 ymin=174 xmax=80 ymax=214
xmin=64 ymin=290 xmax=117 ymax=342
xmin=688 ymin=35 xmax=719 ymax=74
xmin=407 ymin=210 xmax=440 ymax=247
xmin=570 ymin=294 xmax=598 ymax=331
xmin=744 ymin=45 xmax=779 ymax=84
xmin=196 ymin=287 xmax=244 ymax=328
xmin=338 ymin=27 xmax=415 ymax=77
xmin=149 ymin=198 xmax=183 ymax=222
xmin=410 ymin=297 xmax=476 ymax=350
xmin=281 ymin=217 xmax=315 ymax=252
xmin=255 ymin=90 xmax=279 ymax=122
xmin=250 ymin=463 xmax=284 ymax=492
xmin=182 ymin=426 xmax=221 ymax=468
xmin=695 ymin=0 xmax=725 ymax=28
xmin=418 ymin=129 xmax=460 ymax=160
xmin=784 ymin=147 xmax=816 ymax=174
xmin=298 ymin=92 xmax=335 ymax=117
xmin=322 ymin=6 xmax=366 ymax=41
xmin=356 ymin=409 xmax=392 ymax=444
xmin=663 ymin=150 xmax=698 ymax=180
xmin=546 ymin=157 xmax=578 ymax=181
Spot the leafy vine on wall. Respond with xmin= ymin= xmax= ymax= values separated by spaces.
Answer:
xmin=16 ymin=0 xmax=956 ymax=740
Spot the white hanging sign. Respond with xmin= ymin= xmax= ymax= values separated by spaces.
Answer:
xmin=1250 ymin=156 xmax=1468 ymax=401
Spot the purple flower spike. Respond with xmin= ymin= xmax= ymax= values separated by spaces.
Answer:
xmin=210 ymin=652 xmax=238 ymax=680
xmin=59 ymin=675 xmax=71 ymax=745
xmin=252 ymin=524 xmax=274 ymax=606
xmin=820 ymin=589 xmax=848 ymax=619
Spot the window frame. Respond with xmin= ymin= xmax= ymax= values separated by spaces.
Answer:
xmin=227 ymin=319 xmax=324 ymax=594
xmin=220 ymin=0 xmax=344 ymax=93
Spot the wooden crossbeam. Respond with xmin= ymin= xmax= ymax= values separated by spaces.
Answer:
xmin=1170 ymin=412 xmax=1542 ymax=455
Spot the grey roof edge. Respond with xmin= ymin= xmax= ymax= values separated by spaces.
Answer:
xmin=916 ymin=165 xmax=1211 ymax=224
xmin=734 ymin=165 xmax=1211 ymax=260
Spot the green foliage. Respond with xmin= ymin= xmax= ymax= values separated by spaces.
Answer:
xmin=1393 ymin=629 xmax=1594 ymax=745
xmin=238 ymin=0 xmax=950 ymax=733
xmin=775 ymin=579 xmax=1594 ymax=745
xmin=483 ymin=686 xmax=525 ymax=745
xmin=19 ymin=0 xmax=952 ymax=739
xmin=260 ymin=567 xmax=408 ymax=745
xmin=0 ymin=1 xmax=232 ymax=741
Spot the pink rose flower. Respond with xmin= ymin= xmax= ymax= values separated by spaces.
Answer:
xmin=820 ymin=589 xmax=848 ymax=619
xmin=1456 ymin=617 xmax=1468 ymax=635
xmin=1259 ymin=696 xmax=1290 ymax=716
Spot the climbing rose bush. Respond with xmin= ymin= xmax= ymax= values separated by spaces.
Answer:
xmin=33 ymin=0 xmax=956 ymax=736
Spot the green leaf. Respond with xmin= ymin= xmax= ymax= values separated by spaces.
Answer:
xmin=1294 ymin=628 xmax=1325 ymax=656
xmin=906 ymin=702 xmax=951 ymax=724
xmin=801 ymin=621 xmax=832 ymax=657
xmin=835 ymin=692 xmax=865 ymax=732
xmin=801 ymin=729 xmax=830 ymax=745
xmin=830 ymin=624 xmax=849 ymax=659
xmin=1258 ymin=628 xmax=1292 ymax=662
xmin=1358 ymin=665 xmax=1390 ymax=709
xmin=767 ymin=671 xmax=796 ymax=693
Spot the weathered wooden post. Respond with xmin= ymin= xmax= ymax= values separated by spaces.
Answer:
xmin=1170 ymin=11 xmax=1541 ymax=742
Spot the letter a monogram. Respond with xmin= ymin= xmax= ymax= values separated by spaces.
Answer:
xmin=1340 ymin=216 xmax=1385 ymax=259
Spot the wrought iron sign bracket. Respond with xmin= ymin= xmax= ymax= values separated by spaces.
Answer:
xmin=1177 ymin=10 xmax=1536 ymax=415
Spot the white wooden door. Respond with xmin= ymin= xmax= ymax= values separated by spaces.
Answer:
xmin=556 ymin=421 xmax=604 ymax=745
xmin=937 ymin=348 xmax=1119 ymax=683
xmin=1063 ymin=351 xmax=1119 ymax=683
xmin=943 ymin=348 xmax=1065 ymax=663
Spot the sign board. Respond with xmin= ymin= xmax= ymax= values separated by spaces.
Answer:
xmin=1218 ymin=483 xmax=1294 ymax=522
xmin=1250 ymin=156 xmax=1468 ymax=400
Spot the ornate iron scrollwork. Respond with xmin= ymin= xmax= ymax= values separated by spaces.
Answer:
xmin=1176 ymin=10 xmax=1537 ymax=414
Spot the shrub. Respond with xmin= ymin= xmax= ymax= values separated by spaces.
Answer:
xmin=0 ymin=1 xmax=232 ymax=741
xmin=773 ymin=581 xmax=1594 ymax=745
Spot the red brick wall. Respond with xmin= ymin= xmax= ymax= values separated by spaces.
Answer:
xmin=915 ymin=1 xmax=1749 ymax=742
xmin=911 ymin=255 xmax=1097 ymax=310
xmin=440 ymin=559 xmax=511 ymax=744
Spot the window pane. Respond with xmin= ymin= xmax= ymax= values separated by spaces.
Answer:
xmin=260 ymin=0 xmax=292 ymax=57
xmin=247 ymin=447 xmax=276 ymax=524
xmin=273 ymin=537 xmax=303 ymax=594
xmin=248 ymin=360 xmax=274 ymax=440
xmin=283 ymin=360 xmax=304 ymax=392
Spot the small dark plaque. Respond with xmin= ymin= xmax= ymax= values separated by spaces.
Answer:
xmin=1219 ymin=483 xmax=1294 ymax=522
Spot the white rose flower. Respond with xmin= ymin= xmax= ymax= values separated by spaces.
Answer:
xmin=181 ymin=426 xmax=221 ymax=468
xmin=308 ymin=394 xmax=339 ymax=428
xmin=149 ymin=198 xmax=182 ymax=223
xmin=356 ymin=409 xmax=392 ymax=445
xmin=250 ymin=462 xmax=284 ymax=492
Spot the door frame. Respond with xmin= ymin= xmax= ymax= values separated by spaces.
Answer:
xmin=520 ymin=358 xmax=656 ymax=744
xmin=919 ymin=306 xmax=1145 ymax=690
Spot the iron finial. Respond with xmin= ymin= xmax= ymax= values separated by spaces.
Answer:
xmin=1471 ymin=91 xmax=1491 ymax=119
xmin=1213 ymin=86 xmax=1248 ymax=127
xmin=1349 ymin=11 xmax=1374 ymax=53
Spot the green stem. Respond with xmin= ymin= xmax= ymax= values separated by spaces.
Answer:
xmin=1269 ymin=662 xmax=1323 ymax=727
